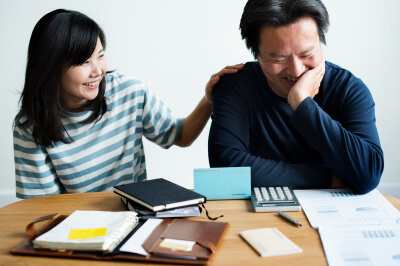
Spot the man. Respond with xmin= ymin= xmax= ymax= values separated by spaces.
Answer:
xmin=208 ymin=0 xmax=384 ymax=194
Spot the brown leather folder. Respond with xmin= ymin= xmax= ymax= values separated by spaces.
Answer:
xmin=142 ymin=219 xmax=228 ymax=260
xmin=11 ymin=213 xmax=229 ymax=264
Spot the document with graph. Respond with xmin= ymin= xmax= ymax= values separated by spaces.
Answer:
xmin=319 ymin=224 xmax=400 ymax=266
xmin=293 ymin=189 xmax=400 ymax=228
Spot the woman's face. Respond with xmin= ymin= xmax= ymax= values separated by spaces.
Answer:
xmin=60 ymin=38 xmax=108 ymax=111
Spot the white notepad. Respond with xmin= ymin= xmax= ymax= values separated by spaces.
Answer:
xmin=240 ymin=228 xmax=302 ymax=257
xmin=33 ymin=210 xmax=138 ymax=252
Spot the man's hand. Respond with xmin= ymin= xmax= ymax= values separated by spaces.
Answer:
xmin=287 ymin=59 xmax=325 ymax=110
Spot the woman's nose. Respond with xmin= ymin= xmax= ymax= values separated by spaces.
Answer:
xmin=91 ymin=61 xmax=102 ymax=76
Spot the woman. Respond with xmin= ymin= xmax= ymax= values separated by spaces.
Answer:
xmin=13 ymin=9 xmax=242 ymax=199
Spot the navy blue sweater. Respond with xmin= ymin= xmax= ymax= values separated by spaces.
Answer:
xmin=209 ymin=61 xmax=384 ymax=194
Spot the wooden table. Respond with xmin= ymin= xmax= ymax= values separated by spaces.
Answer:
xmin=1 ymin=192 xmax=399 ymax=265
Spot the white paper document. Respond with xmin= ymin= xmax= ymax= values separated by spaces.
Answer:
xmin=319 ymin=224 xmax=400 ymax=266
xmin=119 ymin=218 xmax=163 ymax=255
xmin=294 ymin=189 xmax=400 ymax=228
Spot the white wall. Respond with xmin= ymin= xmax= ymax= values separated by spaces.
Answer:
xmin=1 ymin=0 xmax=399 ymax=207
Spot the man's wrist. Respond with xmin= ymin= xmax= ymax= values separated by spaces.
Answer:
xmin=288 ymin=92 xmax=308 ymax=111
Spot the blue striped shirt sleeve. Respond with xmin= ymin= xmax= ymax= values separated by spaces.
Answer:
xmin=142 ymin=86 xmax=183 ymax=147
xmin=13 ymin=124 xmax=63 ymax=199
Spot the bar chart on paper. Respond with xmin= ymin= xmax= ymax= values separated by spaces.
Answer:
xmin=330 ymin=191 xmax=358 ymax=197
xmin=361 ymin=229 xmax=396 ymax=239
xmin=319 ymin=224 xmax=400 ymax=266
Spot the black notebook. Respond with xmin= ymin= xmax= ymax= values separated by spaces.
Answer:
xmin=114 ymin=178 xmax=206 ymax=211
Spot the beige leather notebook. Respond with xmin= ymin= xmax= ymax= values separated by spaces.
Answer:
xmin=240 ymin=228 xmax=302 ymax=257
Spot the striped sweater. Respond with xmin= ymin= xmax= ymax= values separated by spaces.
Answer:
xmin=13 ymin=73 xmax=183 ymax=199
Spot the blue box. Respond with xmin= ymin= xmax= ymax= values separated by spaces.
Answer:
xmin=193 ymin=167 xmax=251 ymax=200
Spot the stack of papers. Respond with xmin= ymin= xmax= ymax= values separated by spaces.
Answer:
xmin=294 ymin=189 xmax=400 ymax=266
xmin=318 ymin=224 xmax=400 ymax=265
xmin=294 ymin=189 xmax=400 ymax=228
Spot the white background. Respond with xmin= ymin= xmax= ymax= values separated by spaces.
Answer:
xmin=1 ymin=0 xmax=399 ymax=207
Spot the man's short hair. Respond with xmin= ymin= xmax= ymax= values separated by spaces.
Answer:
xmin=240 ymin=0 xmax=330 ymax=58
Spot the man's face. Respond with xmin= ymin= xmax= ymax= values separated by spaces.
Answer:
xmin=257 ymin=17 xmax=323 ymax=98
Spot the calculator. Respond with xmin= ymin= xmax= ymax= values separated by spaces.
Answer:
xmin=251 ymin=186 xmax=301 ymax=212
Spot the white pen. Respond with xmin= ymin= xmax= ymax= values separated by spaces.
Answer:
xmin=277 ymin=211 xmax=302 ymax=227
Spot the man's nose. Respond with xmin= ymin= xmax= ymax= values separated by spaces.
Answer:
xmin=287 ymin=57 xmax=305 ymax=77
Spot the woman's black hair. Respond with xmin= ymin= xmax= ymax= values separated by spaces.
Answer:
xmin=240 ymin=0 xmax=330 ymax=58
xmin=15 ymin=9 xmax=107 ymax=147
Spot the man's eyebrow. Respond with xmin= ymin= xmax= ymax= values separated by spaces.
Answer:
xmin=98 ymin=49 xmax=104 ymax=54
xmin=268 ymin=52 xmax=287 ymax=58
xmin=267 ymin=45 xmax=315 ymax=58
xmin=299 ymin=45 xmax=315 ymax=54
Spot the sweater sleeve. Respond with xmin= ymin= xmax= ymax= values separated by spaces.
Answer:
xmin=13 ymin=123 xmax=63 ymax=199
xmin=289 ymin=79 xmax=384 ymax=194
xmin=142 ymin=86 xmax=183 ymax=148
xmin=208 ymin=76 xmax=332 ymax=189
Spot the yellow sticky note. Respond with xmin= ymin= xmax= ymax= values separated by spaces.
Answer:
xmin=68 ymin=227 xmax=107 ymax=240
xmin=159 ymin=238 xmax=195 ymax=251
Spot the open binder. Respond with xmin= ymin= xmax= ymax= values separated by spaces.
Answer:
xmin=11 ymin=213 xmax=229 ymax=264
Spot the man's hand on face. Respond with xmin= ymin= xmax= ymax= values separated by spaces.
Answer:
xmin=287 ymin=59 xmax=325 ymax=111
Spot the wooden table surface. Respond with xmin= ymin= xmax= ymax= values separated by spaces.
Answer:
xmin=1 ymin=192 xmax=399 ymax=266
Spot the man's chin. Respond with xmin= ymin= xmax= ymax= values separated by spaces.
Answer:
xmin=270 ymin=85 xmax=290 ymax=98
